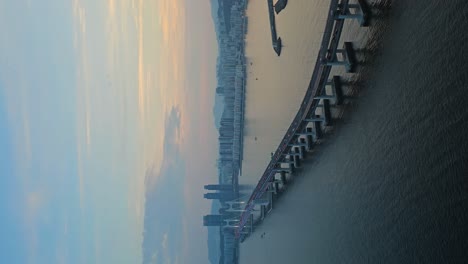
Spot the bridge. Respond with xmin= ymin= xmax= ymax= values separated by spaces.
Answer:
xmin=232 ymin=0 xmax=370 ymax=239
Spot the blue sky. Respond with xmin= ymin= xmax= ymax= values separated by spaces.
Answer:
xmin=0 ymin=0 xmax=218 ymax=263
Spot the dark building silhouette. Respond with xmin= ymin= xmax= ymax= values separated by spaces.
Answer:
xmin=203 ymin=192 xmax=236 ymax=201
xmin=203 ymin=214 xmax=227 ymax=226
xmin=204 ymin=184 xmax=250 ymax=191
xmin=204 ymin=184 xmax=233 ymax=191
xmin=216 ymin=86 xmax=225 ymax=95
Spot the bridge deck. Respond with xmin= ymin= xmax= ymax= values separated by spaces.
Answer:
xmin=235 ymin=0 xmax=350 ymax=238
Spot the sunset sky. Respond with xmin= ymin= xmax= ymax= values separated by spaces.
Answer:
xmin=0 ymin=0 xmax=218 ymax=263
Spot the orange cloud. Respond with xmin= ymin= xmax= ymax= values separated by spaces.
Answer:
xmin=156 ymin=0 xmax=187 ymax=143
xmin=72 ymin=0 xmax=92 ymax=213
xmin=133 ymin=0 xmax=145 ymax=120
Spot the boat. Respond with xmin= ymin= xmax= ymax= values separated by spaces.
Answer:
xmin=273 ymin=37 xmax=282 ymax=56
xmin=274 ymin=0 xmax=288 ymax=14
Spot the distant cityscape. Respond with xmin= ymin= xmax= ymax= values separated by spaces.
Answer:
xmin=205 ymin=0 xmax=249 ymax=264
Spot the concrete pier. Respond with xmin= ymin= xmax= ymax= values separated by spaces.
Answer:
xmin=293 ymin=154 xmax=301 ymax=168
xmin=305 ymin=127 xmax=314 ymax=150
xmin=324 ymin=41 xmax=356 ymax=72
xmin=337 ymin=0 xmax=370 ymax=26
xmin=314 ymin=118 xmax=323 ymax=139
xmin=343 ymin=42 xmax=357 ymax=72
xmin=323 ymin=99 xmax=332 ymax=126
xmin=332 ymin=76 xmax=343 ymax=105
xmin=280 ymin=172 xmax=287 ymax=185
xmin=299 ymin=138 xmax=307 ymax=157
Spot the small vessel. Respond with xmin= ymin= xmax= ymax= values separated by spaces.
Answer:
xmin=273 ymin=37 xmax=282 ymax=56
xmin=274 ymin=0 xmax=288 ymax=14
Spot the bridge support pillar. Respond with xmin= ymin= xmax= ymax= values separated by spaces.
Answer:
xmin=318 ymin=76 xmax=343 ymax=105
xmin=269 ymin=189 xmax=274 ymax=209
xmin=295 ymin=146 xmax=304 ymax=160
xmin=280 ymin=171 xmax=287 ymax=185
xmin=289 ymin=140 xmax=307 ymax=159
xmin=260 ymin=205 xmax=266 ymax=220
xmin=293 ymin=151 xmax=301 ymax=168
xmin=323 ymin=99 xmax=332 ymax=126
xmin=280 ymin=157 xmax=294 ymax=167
xmin=274 ymin=164 xmax=293 ymax=175
xmin=298 ymin=138 xmax=307 ymax=157
xmin=306 ymin=115 xmax=324 ymax=139
xmin=225 ymin=201 xmax=247 ymax=213
xmin=250 ymin=214 xmax=254 ymax=234
xmin=337 ymin=0 xmax=369 ymax=26
xmin=324 ymin=42 xmax=356 ymax=72
xmin=296 ymin=127 xmax=315 ymax=149
xmin=231 ymin=214 xmax=254 ymax=235
xmin=332 ymin=76 xmax=343 ymax=105
xmin=305 ymin=127 xmax=314 ymax=151
xmin=254 ymin=198 xmax=270 ymax=206
xmin=223 ymin=218 xmax=241 ymax=229
xmin=314 ymin=119 xmax=323 ymax=139
xmin=305 ymin=115 xmax=324 ymax=123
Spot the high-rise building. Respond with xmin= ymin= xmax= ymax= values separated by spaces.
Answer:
xmin=203 ymin=192 xmax=236 ymax=201
xmin=216 ymin=86 xmax=225 ymax=95
xmin=204 ymin=184 xmax=233 ymax=191
xmin=203 ymin=214 xmax=226 ymax=226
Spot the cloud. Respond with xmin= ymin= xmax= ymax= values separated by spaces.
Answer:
xmin=156 ymin=0 xmax=187 ymax=127
xmin=142 ymin=107 xmax=186 ymax=264
xmin=24 ymin=191 xmax=47 ymax=222
xmin=22 ymin=189 xmax=49 ymax=264
xmin=0 ymin=65 xmax=33 ymax=184
xmin=72 ymin=0 xmax=91 ymax=214
xmin=137 ymin=0 xmax=146 ymax=120
xmin=107 ymin=0 xmax=116 ymax=18
xmin=0 ymin=74 xmax=44 ymax=263
xmin=161 ymin=232 xmax=168 ymax=251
